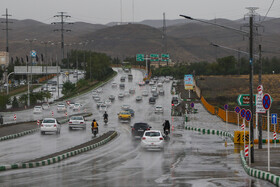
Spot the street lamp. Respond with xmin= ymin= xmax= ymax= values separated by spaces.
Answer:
xmin=25 ymin=38 xmax=37 ymax=107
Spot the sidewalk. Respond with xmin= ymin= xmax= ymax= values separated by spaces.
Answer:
xmin=251 ymin=147 xmax=280 ymax=176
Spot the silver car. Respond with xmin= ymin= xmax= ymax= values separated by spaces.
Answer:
xmin=68 ymin=116 xmax=86 ymax=130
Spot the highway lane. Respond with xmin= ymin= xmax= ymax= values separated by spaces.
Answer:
xmin=0 ymin=68 xmax=274 ymax=186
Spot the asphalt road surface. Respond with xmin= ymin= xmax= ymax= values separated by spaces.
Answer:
xmin=0 ymin=68 xmax=274 ymax=187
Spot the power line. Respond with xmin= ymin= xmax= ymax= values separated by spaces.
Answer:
xmin=261 ymin=0 xmax=275 ymax=23
xmin=2 ymin=8 xmax=12 ymax=53
xmin=52 ymin=12 xmax=73 ymax=60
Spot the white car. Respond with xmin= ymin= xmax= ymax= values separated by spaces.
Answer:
xmin=97 ymin=87 xmax=103 ymax=93
xmin=92 ymin=93 xmax=99 ymax=99
xmin=109 ymin=95 xmax=115 ymax=101
xmin=57 ymin=103 xmax=67 ymax=113
xmin=155 ymin=105 xmax=164 ymax=113
xmin=50 ymin=86 xmax=56 ymax=92
xmin=121 ymin=104 xmax=130 ymax=110
xmin=142 ymin=90 xmax=149 ymax=97
xmin=105 ymin=99 xmax=112 ymax=106
xmin=149 ymin=81 xmax=155 ymax=86
xmin=96 ymin=101 xmax=103 ymax=108
xmin=136 ymin=96 xmax=143 ymax=102
xmin=111 ymin=82 xmax=117 ymax=87
xmin=73 ymin=103 xmax=82 ymax=111
xmin=92 ymin=90 xmax=97 ymax=94
xmin=141 ymin=130 xmax=164 ymax=150
xmin=118 ymin=93 xmax=124 ymax=99
xmin=69 ymin=102 xmax=75 ymax=108
xmin=33 ymin=106 xmax=42 ymax=114
xmin=42 ymin=103 xmax=50 ymax=110
xmin=151 ymin=86 xmax=157 ymax=93
xmin=68 ymin=116 xmax=86 ymax=130
xmin=157 ymin=82 xmax=163 ymax=87
xmin=124 ymin=91 xmax=130 ymax=97
xmin=99 ymin=104 xmax=107 ymax=112
xmin=40 ymin=118 xmax=61 ymax=135
xmin=94 ymin=96 xmax=101 ymax=102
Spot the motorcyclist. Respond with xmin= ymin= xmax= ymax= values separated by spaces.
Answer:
xmin=103 ymin=111 xmax=108 ymax=122
xmin=91 ymin=119 xmax=99 ymax=134
xmin=162 ymin=120 xmax=170 ymax=135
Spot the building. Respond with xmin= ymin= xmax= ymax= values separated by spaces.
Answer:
xmin=0 ymin=51 xmax=9 ymax=67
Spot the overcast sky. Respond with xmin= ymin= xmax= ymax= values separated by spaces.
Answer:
xmin=1 ymin=0 xmax=279 ymax=24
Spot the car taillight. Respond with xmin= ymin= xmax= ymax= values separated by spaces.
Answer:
xmin=54 ymin=124 xmax=57 ymax=127
xmin=142 ymin=137 xmax=146 ymax=140
xmin=159 ymin=137 xmax=163 ymax=140
xmin=147 ymin=128 xmax=150 ymax=130
xmin=69 ymin=121 xmax=72 ymax=123
xmin=172 ymin=104 xmax=174 ymax=106
xmin=80 ymin=122 xmax=84 ymax=124
xmin=131 ymin=128 xmax=135 ymax=131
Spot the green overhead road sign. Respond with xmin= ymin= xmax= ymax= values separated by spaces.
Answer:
xmin=136 ymin=54 xmax=144 ymax=62
xmin=237 ymin=94 xmax=256 ymax=106
xmin=161 ymin=54 xmax=169 ymax=62
xmin=150 ymin=54 xmax=159 ymax=62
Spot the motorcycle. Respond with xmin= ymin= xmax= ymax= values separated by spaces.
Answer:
xmin=164 ymin=129 xmax=169 ymax=136
xmin=92 ymin=128 xmax=98 ymax=137
xmin=104 ymin=118 xmax=108 ymax=125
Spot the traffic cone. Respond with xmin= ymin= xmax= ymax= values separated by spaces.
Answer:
xmin=172 ymin=125 xmax=175 ymax=131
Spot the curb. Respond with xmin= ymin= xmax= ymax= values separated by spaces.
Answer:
xmin=0 ymin=131 xmax=118 ymax=172
xmin=0 ymin=113 xmax=91 ymax=142
xmin=185 ymin=123 xmax=234 ymax=141
xmin=240 ymin=150 xmax=280 ymax=186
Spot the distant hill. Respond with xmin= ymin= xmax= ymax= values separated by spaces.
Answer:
xmin=1 ymin=17 xmax=280 ymax=63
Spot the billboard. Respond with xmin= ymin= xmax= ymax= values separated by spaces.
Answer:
xmin=184 ymin=74 xmax=194 ymax=90
xmin=0 ymin=51 xmax=9 ymax=67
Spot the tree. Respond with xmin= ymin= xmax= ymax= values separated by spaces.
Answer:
xmin=62 ymin=81 xmax=76 ymax=96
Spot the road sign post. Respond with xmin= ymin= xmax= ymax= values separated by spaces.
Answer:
xmin=240 ymin=108 xmax=246 ymax=153
xmin=150 ymin=54 xmax=159 ymax=62
xmin=235 ymin=106 xmax=241 ymax=129
xmin=272 ymin=113 xmax=277 ymax=147
xmin=237 ymin=94 xmax=256 ymax=106
xmin=161 ymin=54 xmax=169 ymax=62
xmin=246 ymin=109 xmax=252 ymax=165
xmin=263 ymin=93 xmax=272 ymax=171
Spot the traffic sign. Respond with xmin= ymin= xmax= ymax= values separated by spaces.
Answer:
xmin=224 ymin=104 xmax=228 ymax=110
xmin=240 ymin=109 xmax=246 ymax=118
xmin=161 ymin=54 xmax=169 ymax=62
xmin=190 ymin=102 xmax=194 ymax=108
xmin=237 ymin=94 xmax=256 ymax=106
xmin=256 ymin=93 xmax=266 ymax=114
xmin=262 ymin=94 xmax=272 ymax=110
xmin=150 ymin=54 xmax=159 ymax=62
xmin=272 ymin=113 xmax=278 ymax=125
xmin=235 ymin=106 xmax=241 ymax=114
xmin=136 ymin=54 xmax=144 ymax=62
xmin=30 ymin=50 xmax=37 ymax=58
xmin=245 ymin=109 xmax=252 ymax=122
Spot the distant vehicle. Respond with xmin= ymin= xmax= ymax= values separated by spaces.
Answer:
xmin=42 ymin=103 xmax=50 ymax=110
xmin=141 ymin=130 xmax=164 ymax=150
xmin=97 ymin=87 xmax=103 ymax=93
xmin=124 ymin=68 xmax=129 ymax=72
xmin=149 ymin=97 xmax=156 ymax=104
xmin=136 ymin=96 xmax=143 ymax=101
xmin=68 ymin=116 xmax=86 ymax=130
xmin=118 ymin=110 xmax=131 ymax=120
xmin=50 ymin=86 xmax=56 ymax=92
xmin=92 ymin=93 xmax=99 ymax=99
xmin=20 ymin=80 xmax=26 ymax=86
xmin=155 ymin=105 xmax=164 ymax=113
xmin=164 ymin=77 xmax=170 ymax=83
xmin=138 ymin=81 xmax=145 ymax=86
xmin=121 ymin=104 xmax=130 ymax=110
xmin=118 ymin=93 xmax=124 ymax=99
xmin=124 ymin=108 xmax=135 ymax=117
xmin=152 ymin=92 xmax=158 ymax=98
xmin=96 ymin=101 xmax=103 ymax=108
xmin=109 ymin=95 xmax=115 ymax=101
xmin=40 ymin=118 xmax=61 ymax=135
xmin=73 ymin=103 xmax=81 ymax=111
xmin=124 ymin=91 xmax=130 ymax=97
xmin=92 ymin=90 xmax=97 ymax=95
xmin=145 ymin=80 xmax=150 ymax=84
xmin=131 ymin=122 xmax=151 ymax=138
xmin=99 ymin=104 xmax=107 ymax=112
xmin=142 ymin=90 xmax=149 ymax=97
xmin=129 ymin=88 xmax=135 ymax=94
xmin=111 ymin=82 xmax=117 ymax=87
xmin=57 ymin=103 xmax=67 ymax=113
xmin=120 ymin=76 xmax=126 ymax=82
xmin=159 ymin=89 xmax=165 ymax=96
xmin=119 ymin=83 xmax=125 ymax=89
xmin=151 ymin=86 xmax=157 ymax=93
xmin=149 ymin=81 xmax=155 ymax=86
xmin=171 ymin=96 xmax=179 ymax=106
xmin=157 ymin=82 xmax=163 ymax=87
xmin=33 ymin=106 xmax=43 ymax=114
xmin=94 ymin=96 xmax=101 ymax=102
xmin=128 ymin=74 xmax=133 ymax=80
xmin=69 ymin=102 xmax=75 ymax=108
xmin=105 ymin=99 xmax=112 ymax=106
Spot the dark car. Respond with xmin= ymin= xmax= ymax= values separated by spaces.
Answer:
xmin=124 ymin=108 xmax=135 ymax=117
xmin=131 ymin=122 xmax=151 ymax=138
xmin=149 ymin=97 xmax=156 ymax=104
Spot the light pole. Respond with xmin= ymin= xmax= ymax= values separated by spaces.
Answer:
xmin=41 ymin=41 xmax=51 ymax=76
xmin=6 ymin=72 xmax=14 ymax=95
xmin=25 ymin=38 xmax=37 ymax=107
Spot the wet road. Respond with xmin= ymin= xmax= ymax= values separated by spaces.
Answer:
xmin=0 ymin=69 xmax=274 ymax=186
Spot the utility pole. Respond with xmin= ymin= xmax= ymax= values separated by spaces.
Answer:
xmin=52 ymin=12 xmax=72 ymax=61
xmin=162 ymin=12 xmax=168 ymax=66
xmin=258 ymin=44 xmax=262 ymax=149
xmin=2 ymin=8 xmax=12 ymax=53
